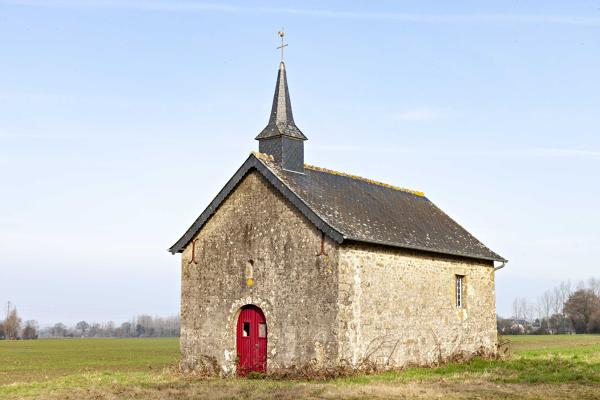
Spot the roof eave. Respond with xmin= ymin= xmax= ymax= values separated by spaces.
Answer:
xmin=342 ymin=236 xmax=507 ymax=263
xmin=255 ymin=126 xmax=308 ymax=141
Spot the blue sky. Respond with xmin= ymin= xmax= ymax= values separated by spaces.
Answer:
xmin=1 ymin=0 xmax=599 ymax=325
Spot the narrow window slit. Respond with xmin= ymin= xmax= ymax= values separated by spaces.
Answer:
xmin=456 ymin=275 xmax=465 ymax=308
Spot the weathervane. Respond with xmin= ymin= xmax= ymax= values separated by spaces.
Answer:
xmin=277 ymin=28 xmax=288 ymax=62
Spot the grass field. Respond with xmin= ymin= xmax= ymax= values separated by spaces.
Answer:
xmin=1 ymin=335 xmax=599 ymax=399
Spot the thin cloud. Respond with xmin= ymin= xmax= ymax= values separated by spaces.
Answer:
xmin=539 ymin=148 xmax=600 ymax=157
xmin=1 ymin=0 xmax=239 ymax=11
xmin=3 ymin=0 xmax=600 ymax=26
xmin=392 ymin=109 xmax=445 ymax=122
xmin=312 ymin=144 xmax=416 ymax=154
xmin=260 ymin=8 xmax=600 ymax=26
xmin=460 ymin=148 xmax=600 ymax=158
xmin=0 ymin=131 xmax=52 ymax=139
xmin=313 ymin=145 xmax=600 ymax=158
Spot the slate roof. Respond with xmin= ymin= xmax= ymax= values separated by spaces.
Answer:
xmin=169 ymin=152 xmax=506 ymax=263
xmin=255 ymin=62 xmax=307 ymax=141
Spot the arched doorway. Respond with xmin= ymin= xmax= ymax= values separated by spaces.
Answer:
xmin=236 ymin=305 xmax=267 ymax=375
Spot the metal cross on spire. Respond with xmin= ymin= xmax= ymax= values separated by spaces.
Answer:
xmin=277 ymin=28 xmax=288 ymax=62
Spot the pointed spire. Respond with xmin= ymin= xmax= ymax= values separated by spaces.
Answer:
xmin=255 ymin=33 xmax=307 ymax=173
xmin=255 ymin=62 xmax=307 ymax=141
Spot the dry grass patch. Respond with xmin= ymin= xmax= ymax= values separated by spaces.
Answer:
xmin=6 ymin=376 xmax=600 ymax=400
xmin=1 ymin=335 xmax=600 ymax=399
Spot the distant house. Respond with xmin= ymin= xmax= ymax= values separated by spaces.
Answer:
xmin=170 ymin=61 xmax=506 ymax=375
xmin=510 ymin=323 xmax=526 ymax=335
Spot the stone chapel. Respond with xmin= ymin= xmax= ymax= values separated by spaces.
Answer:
xmin=169 ymin=59 xmax=506 ymax=375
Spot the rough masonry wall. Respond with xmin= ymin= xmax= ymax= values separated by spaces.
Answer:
xmin=337 ymin=243 xmax=497 ymax=367
xmin=180 ymin=170 xmax=339 ymax=374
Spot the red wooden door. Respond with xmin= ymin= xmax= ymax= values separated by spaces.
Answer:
xmin=236 ymin=305 xmax=267 ymax=375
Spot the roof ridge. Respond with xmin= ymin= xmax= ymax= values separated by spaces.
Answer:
xmin=251 ymin=150 xmax=275 ymax=161
xmin=304 ymin=163 xmax=425 ymax=197
xmin=252 ymin=151 xmax=425 ymax=196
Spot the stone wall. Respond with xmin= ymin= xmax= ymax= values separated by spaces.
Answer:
xmin=179 ymin=169 xmax=498 ymax=374
xmin=180 ymin=170 xmax=339 ymax=374
xmin=337 ymin=243 xmax=497 ymax=367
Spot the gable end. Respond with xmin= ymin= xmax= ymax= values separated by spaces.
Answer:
xmin=168 ymin=154 xmax=344 ymax=254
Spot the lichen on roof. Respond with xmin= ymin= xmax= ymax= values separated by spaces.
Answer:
xmin=251 ymin=150 xmax=274 ymax=161
xmin=251 ymin=151 xmax=424 ymax=197
xmin=304 ymin=164 xmax=425 ymax=197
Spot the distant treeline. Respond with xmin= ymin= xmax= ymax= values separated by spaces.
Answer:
xmin=498 ymin=277 xmax=600 ymax=335
xmin=0 ymin=305 xmax=179 ymax=340
xmin=40 ymin=315 xmax=180 ymax=338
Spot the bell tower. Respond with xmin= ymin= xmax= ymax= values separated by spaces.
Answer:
xmin=255 ymin=31 xmax=307 ymax=173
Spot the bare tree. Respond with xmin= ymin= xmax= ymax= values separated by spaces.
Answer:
xmin=22 ymin=320 xmax=39 ymax=340
xmin=558 ymin=280 xmax=573 ymax=332
xmin=75 ymin=321 xmax=89 ymax=337
xmin=564 ymin=289 xmax=600 ymax=333
xmin=116 ymin=322 xmax=132 ymax=338
xmin=551 ymin=287 xmax=562 ymax=316
xmin=538 ymin=290 xmax=553 ymax=331
xmin=588 ymin=277 xmax=600 ymax=298
xmin=512 ymin=298 xmax=522 ymax=323
xmin=51 ymin=323 xmax=67 ymax=337
xmin=4 ymin=308 xmax=22 ymax=340
xmin=522 ymin=298 xmax=536 ymax=325
xmin=136 ymin=315 xmax=154 ymax=337
xmin=559 ymin=280 xmax=573 ymax=304
xmin=104 ymin=321 xmax=115 ymax=337
xmin=88 ymin=323 xmax=102 ymax=337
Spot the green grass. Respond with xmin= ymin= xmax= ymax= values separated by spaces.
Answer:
xmin=0 ymin=338 xmax=179 ymax=384
xmin=508 ymin=334 xmax=600 ymax=357
xmin=337 ymin=335 xmax=600 ymax=385
xmin=1 ymin=335 xmax=600 ymax=399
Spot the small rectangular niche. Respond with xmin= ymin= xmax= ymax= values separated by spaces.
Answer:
xmin=243 ymin=322 xmax=250 ymax=337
